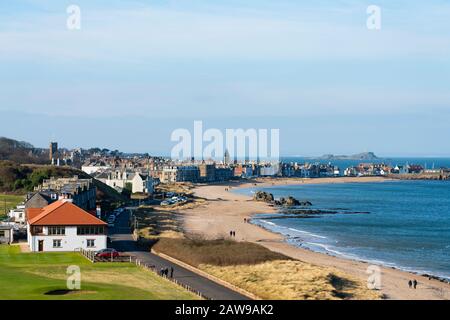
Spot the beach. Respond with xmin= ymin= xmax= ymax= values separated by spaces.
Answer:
xmin=181 ymin=177 xmax=450 ymax=300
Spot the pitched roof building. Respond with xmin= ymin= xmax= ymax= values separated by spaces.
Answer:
xmin=26 ymin=200 xmax=107 ymax=252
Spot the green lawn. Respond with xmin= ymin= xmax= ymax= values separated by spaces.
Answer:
xmin=0 ymin=245 xmax=199 ymax=300
xmin=0 ymin=194 xmax=25 ymax=219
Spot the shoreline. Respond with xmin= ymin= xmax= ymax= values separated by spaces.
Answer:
xmin=251 ymin=216 xmax=450 ymax=284
xmin=181 ymin=176 xmax=450 ymax=300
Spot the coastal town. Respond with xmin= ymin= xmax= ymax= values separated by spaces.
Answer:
xmin=2 ymin=1 xmax=450 ymax=316
xmin=2 ymin=140 xmax=450 ymax=248
xmin=1 ymin=137 xmax=450 ymax=301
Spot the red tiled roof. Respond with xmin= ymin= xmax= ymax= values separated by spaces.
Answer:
xmin=26 ymin=208 xmax=44 ymax=221
xmin=28 ymin=201 xmax=107 ymax=226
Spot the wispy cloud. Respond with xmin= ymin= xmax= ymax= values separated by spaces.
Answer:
xmin=0 ymin=1 xmax=449 ymax=154
xmin=1 ymin=1 xmax=450 ymax=62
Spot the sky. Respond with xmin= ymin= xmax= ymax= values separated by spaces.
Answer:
xmin=0 ymin=0 xmax=450 ymax=156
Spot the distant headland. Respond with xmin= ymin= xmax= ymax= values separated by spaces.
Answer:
xmin=313 ymin=152 xmax=379 ymax=161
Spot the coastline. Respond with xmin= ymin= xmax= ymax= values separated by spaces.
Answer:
xmin=180 ymin=176 xmax=450 ymax=300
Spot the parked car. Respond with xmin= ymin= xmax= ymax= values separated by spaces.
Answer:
xmin=95 ymin=248 xmax=119 ymax=258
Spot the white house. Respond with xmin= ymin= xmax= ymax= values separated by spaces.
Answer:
xmin=131 ymin=173 xmax=154 ymax=194
xmin=81 ymin=164 xmax=110 ymax=175
xmin=26 ymin=200 xmax=107 ymax=252
xmin=98 ymin=170 xmax=134 ymax=191
xmin=394 ymin=165 xmax=409 ymax=175
xmin=8 ymin=204 xmax=26 ymax=224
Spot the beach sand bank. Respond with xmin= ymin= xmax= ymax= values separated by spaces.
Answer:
xmin=181 ymin=176 xmax=450 ymax=300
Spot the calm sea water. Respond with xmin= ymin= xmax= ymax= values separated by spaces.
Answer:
xmin=235 ymin=180 xmax=450 ymax=279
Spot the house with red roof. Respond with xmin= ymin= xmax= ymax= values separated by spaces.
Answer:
xmin=26 ymin=200 xmax=107 ymax=252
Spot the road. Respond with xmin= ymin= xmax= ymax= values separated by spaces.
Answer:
xmin=108 ymin=209 xmax=248 ymax=300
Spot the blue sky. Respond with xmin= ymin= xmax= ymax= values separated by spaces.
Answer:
xmin=1 ymin=0 xmax=450 ymax=156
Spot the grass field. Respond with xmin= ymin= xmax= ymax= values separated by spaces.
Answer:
xmin=0 ymin=194 xmax=24 ymax=219
xmin=0 ymin=245 xmax=198 ymax=300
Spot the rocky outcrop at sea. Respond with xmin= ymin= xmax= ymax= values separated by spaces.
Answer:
xmin=253 ymin=191 xmax=274 ymax=202
xmin=275 ymin=197 xmax=312 ymax=207
xmin=253 ymin=191 xmax=312 ymax=207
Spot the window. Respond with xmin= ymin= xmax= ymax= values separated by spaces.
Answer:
xmin=48 ymin=226 xmax=65 ymax=235
xmin=0 ymin=231 xmax=5 ymax=237
xmin=87 ymin=239 xmax=95 ymax=248
xmin=53 ymin=239 xmax=62 ymax=248
xmin=32 ymin=226 xmax=43 ymax=235
xmin=77 ymin=226 xmax=105 ymax=235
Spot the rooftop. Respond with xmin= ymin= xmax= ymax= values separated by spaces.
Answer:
xmin=27 ymin=201 xmax=106 ymax=226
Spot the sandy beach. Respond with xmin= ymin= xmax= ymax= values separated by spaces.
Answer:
xmin=181 ymin=177 xmax=450 ymax=300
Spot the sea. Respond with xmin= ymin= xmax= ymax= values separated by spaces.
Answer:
xmin=234 ymin=157 xmax=450 ymax=280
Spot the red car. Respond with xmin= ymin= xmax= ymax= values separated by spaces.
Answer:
xmin=95 ymin=248 xmax=119 ymax=258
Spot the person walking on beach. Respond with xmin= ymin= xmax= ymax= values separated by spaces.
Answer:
xmin=413 ymin=279 xmax=418 ymax=289
xmin=408 ymin=280 xmax=412 ymax=288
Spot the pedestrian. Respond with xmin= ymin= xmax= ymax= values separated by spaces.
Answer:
xmin=408 ymin=280 xmax=412 ymax=288
xmin=244 ymin=218 xmax=247 ymax=223
xmin=160 ymin=268 xmax=164 ymax=276
xmin=413 ymin=279 xmax=417 ymax=289
xmin=230 ymin=230 xmax=233 ymax=237
xmin=233 ymin=231 xmax=236 ymax=237
xmin=170 ymin=267 xmax=174 ymax=278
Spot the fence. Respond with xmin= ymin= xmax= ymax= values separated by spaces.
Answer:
xmin=75 ymin=248 xmax=209 ymax=300
xmin=132 ymin=256 xmax=210 ymax=300
xmin=76 ymin=248 xmax=133 ymax=263
xmin=76 ymin=248 xmax=95 ymax=262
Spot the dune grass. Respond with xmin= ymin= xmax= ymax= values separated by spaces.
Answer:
xmin=0 ymin=245 xmax=198 ymax=300
xmin=153 ymin=237 xmax=289 ymax=266
xmin=134 ymin=207 xmax=184 ymax=240
xmin=154 ymin=238 xmax=380 ymax=300
xmin=202 ymin=260 xmax=380 ymax=300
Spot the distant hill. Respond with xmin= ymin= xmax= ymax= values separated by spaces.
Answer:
xmin=317 ymin=152 xmax=379 ymax=161
xmin=0 ymin=137 xmax=48 ymax=164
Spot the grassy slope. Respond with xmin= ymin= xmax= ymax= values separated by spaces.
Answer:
xmin=0 ymin=245 xmax=198 ymax=300
xmin=0 ymin=194 xmax=25 ymax=218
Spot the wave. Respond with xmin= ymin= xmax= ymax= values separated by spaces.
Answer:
xmin=287 ymin=227 xmax=327 ymax=239
xmin=254 ymin=218 xmax=450 ymax=281
xmin=259 ymin=220 xmax=327 ymax=239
